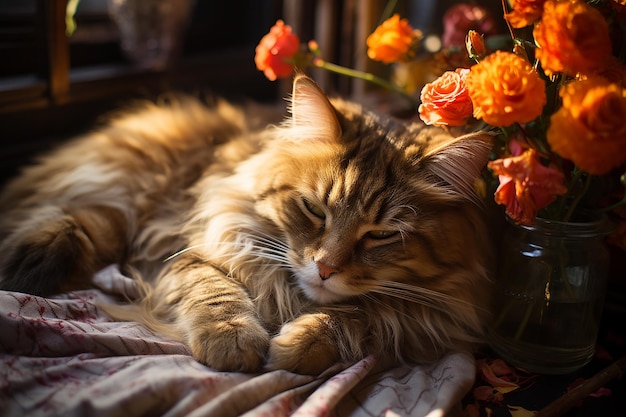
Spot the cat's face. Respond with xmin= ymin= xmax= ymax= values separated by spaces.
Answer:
xmin=253 ymin=75 xmax=492 ymax=305
xmin=286 ymin=166 xmax=429 ymax=304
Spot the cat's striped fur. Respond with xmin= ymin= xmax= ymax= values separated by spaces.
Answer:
xmin=0 ymin=75 xmax=493 ymax=374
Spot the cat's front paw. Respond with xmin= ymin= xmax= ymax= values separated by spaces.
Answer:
xmin=267 ymin=313 xmax=340 ymax=375
xmin=188 ymin=314 xmax=270 ymax=373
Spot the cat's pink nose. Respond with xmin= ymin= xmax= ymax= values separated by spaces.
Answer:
xmin=316 ymin=261 xmax=341 ymax=280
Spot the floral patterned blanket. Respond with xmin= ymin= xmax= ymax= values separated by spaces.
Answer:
xmin=0 ymin=265 xmax=475 ymax=417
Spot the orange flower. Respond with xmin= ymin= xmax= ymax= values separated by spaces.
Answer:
xmin=418 ymin=68 xmax=473 ymax=127
xmin=254 ymin=20 xmax=300 ymax=81
xmin=366 ymin=14 xmax=420 ymax=64
xmin=547 ymin=77 xmax=626 ymax=175
xmin=466 ymin=51 xmax=546 ymax=127
xmin=533 ymin=0 xmax=612 ymax=77
xmin=488 ymin=147 xmax=567 ymax=225
xmin=504 ymin=0 xmax=547 ymax=28
xmin=466 ymin=30 xmax=486 ymax=61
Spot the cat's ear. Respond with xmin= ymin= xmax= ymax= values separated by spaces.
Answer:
xmin=290 ymin=74 xmax=342 ymax=141
xmin=420 ymin=131 xmax=494 ymax=205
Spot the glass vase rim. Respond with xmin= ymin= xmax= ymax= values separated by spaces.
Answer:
xmin=506 ymin=211 xmax=615 ymax=237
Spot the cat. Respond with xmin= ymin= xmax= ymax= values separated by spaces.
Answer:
xmin=0 ymin=74 xmax=493 ymax=375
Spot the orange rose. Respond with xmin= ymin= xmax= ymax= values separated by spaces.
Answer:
xmin=488 ymin=147 xmax=567 ymax=225
xmin=504 ymin=0 xmax=547 ymax=28
xmin=547 ymin=77 xmax=626 ymax=175
xmin=533 ymin=0 xmax=612 ymax=77
xmin=418 ymin=68 xmax=473 ymax=127
xmin=254 ymin=20 xmax=300 ymax=81
xmin=466 ymin=51 xmax=546 ymax=127
xmin=366 ymin=14 xmax=420 ymax=64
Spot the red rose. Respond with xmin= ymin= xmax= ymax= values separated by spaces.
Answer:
xmin=255 ymin=20 xmax=300 ymax=81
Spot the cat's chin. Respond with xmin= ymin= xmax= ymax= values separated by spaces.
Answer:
xmin=299 ymin=282 xmax=347 ymax=305
xmin=294 ymin=264 xmax=353 ymax=305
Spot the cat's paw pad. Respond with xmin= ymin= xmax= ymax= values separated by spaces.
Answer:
xmin=189 ymin=314 xmax=270 ymax=373
xmin=267 ymin=313 xmax=339 ymax=375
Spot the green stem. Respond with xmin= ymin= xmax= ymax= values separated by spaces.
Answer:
xmin=378 ymin=0 xmax=399 ymax=26
xmin=558 ymin=249 xmax=575 ymax=299
xmin=603 ymin=172 xmax=626 ymax=213
xmin=563 ymin=173 xmax=592 ymax=222
xmin=514 ymin=301 xmax=534 ymax=341
xmin=494 ymin=300 xmax=514 ymax=330
xmin=602 ymin=195 xmax=626 ymax=213
xmin=313 ymin=59 xmax=418 ymax=108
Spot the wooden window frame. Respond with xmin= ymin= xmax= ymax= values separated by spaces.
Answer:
xmin=0 ymin=0 xmax=281 ymax=183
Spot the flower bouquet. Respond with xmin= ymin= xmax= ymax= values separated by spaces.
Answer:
xmin=416 ymin=0 xmax=626 ymax=373
xmin=254 ymin=0 xmax=626 ymax=373
xmin=255 ymin=1 xmax=626 ymax=226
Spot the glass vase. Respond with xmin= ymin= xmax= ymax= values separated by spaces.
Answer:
xmin=488 ymin=214 xmax=613 ymax=374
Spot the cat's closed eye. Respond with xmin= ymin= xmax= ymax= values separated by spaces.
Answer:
xmin=365 ymin=230 xmax=398 ymax=240
xmin=301 ymin=197 xmax=326 ymax=220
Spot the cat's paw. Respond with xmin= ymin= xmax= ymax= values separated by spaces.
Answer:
xmin=267 ymin=313 xmax=340 ymax=375
xmin=188 ymin=314 xmax=270 ymax=373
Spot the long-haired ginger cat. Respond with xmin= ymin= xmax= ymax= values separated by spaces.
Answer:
xmin=0 ymin=75 xmax=493 ymax=375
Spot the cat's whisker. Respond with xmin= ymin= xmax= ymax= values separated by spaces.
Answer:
xmin=370 ymin=288 xmax=443 ymax=312
xmin=248 ymin=232 xmax=290 ymax=251
xmin=235 ymin=259 xmax=291 ymax=274
xmin=379 ymin=280 xmax=471 ymax=304
xmin=362 ymin=294 xmax=421 ymax=323
xmin=361 ymin=293 xmax=444 ymax=356
xmin=248 ymin=245 xmax=289 ymax=259
xmin=164 ymin=241 xmax=244 ymax=262
xmin=163 ymin=244 xmax=210 ymax=261
xmin=363 ymin=291 xmax=452 ymax=352
xmin=373 ymin=280 xmax=479 ymax=312
xmin=239 ymin=229 xmax=287 ymax=245
xmin=166 ymin=233 xmax=288 ymax=258
xmin=397 ymin=204 xmax=418 ymax=217
xmin=248 ymin=251 xmax=291 ymax=266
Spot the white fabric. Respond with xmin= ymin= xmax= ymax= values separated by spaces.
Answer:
xmin=0 ymin=265 xmax=475 ymax=417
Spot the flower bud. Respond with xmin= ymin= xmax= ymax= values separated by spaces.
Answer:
xmin=307 ymin=40 xmax=321 ymax=56
xmin=512 ymin=44 xmax=530 ymax=62
xmin=466 ymin=30 xmax=486 ymax=61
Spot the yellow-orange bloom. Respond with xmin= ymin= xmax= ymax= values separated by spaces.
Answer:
xmin=466 ymin=51 xmax=546 ymax=127
xmin=547 ymin=77 xmax=626 ymax=175
xmin=533 ymin=0 xmax=612 ymax=77
xmin=366 ymin=14 xmax=420 ymax=64
xmin=505 ymin=0 xmax=547 ymax=28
